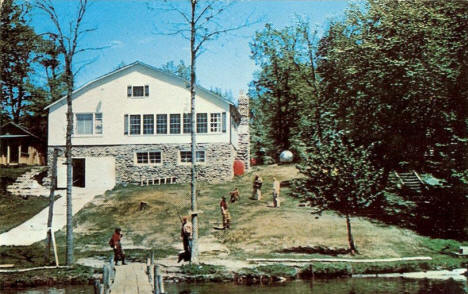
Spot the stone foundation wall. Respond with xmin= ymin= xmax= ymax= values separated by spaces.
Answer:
xmin=46 ymin=143 xmax=234 ymax=186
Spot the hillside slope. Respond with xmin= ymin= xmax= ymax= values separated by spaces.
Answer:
xmin=66 ymin=164 xmax=461 ymax=264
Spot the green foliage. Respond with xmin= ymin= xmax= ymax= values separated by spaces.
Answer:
xmin=249 ymin=21 xmax=321 ymax=162
xmin=0 ymin=0 xmax=39 ymax=123
xmin=181 ymin=263 xmax=226 ymax=275
xmin=293 ymin=132 xmax=383 ymax=216
xmin=0 ymin=264 xmax=96 ymax=288
xmin=160 ymin=60 xmax=191 ymax=81
xmin=317 ymin=0 xmax=468 ymax=177
xmin=0 ymin=0 xmax=64 ymax=138
xmin=255 ymin=264 xmax=297 ymax=278
xmin=300 ymin=263 xmax=352 ymax=278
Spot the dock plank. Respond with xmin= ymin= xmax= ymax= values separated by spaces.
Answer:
xmin=111 ymin=263 xmax=153 ymax=294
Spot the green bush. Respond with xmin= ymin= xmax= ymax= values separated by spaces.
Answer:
xmin=181 ymin=263 xmax=226 ymax=275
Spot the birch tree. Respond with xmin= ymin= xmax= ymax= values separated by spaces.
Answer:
xmin=36 ymin=0 xmax=93 ymax=265
xmin=159 ymin=0 xmax=252 ymax=263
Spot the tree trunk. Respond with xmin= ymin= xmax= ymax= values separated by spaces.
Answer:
xmin=189 ymin=0 xmax=199 ymax=264
xmin=45 ymin=148 xmax=58 ymax=263
xmin=345 ymin=213 xmax=358 ymax=255
xmin=65 ymin=59 xmax=74 ymax=265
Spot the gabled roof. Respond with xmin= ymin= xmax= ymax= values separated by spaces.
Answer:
xmin=0 ymin=121 xmax=41 ymax=140
xmin=45 ymin=60 xmax=234 ymax=110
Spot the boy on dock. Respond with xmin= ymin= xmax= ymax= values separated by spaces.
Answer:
xmin=109 ymin=227 xmax=126 ymax=265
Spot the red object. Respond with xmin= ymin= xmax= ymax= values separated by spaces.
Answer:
xmin=250 ymin=158 xmax=257 ymax=166
xmin=233 ymin=160 xmax=245 ymax=176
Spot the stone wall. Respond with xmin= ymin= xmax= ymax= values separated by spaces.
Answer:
xmin=236 ymin=91 xmax=250 ymax=170
xmin=46 ymin=143 xmax=234 ymax=186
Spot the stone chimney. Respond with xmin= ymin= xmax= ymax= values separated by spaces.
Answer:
xmin=236 ymin=91 xmax=250 ymax=170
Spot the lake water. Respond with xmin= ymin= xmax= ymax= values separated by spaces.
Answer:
xmin=3 ymin=278 xmax=467 ymax=293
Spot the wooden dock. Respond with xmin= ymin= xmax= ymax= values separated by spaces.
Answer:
xmin=110 ymin=263 xmax=153 ymax=294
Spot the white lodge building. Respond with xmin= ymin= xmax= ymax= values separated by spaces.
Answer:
xmin=46 ymin=61 xmax=250 ymax=189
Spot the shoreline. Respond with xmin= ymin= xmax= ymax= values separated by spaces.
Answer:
xmin=0 ymin=262 xmax=466 ymax=289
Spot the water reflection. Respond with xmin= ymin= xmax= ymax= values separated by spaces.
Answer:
xmin=2 ymin=278 xmax=466 ymax=294
xmin=1 ymin=285 xmax=94 ymax=294
xmin=166 ymin=278 xmax=467 ymax=294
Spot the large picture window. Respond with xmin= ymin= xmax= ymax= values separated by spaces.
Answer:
xmin=76 ymin=113 xmax=93 ymax=135
xmin=76 ymin=113 xmax=102 ymax=135
xmin=156 ymin=114 xmax=167 ymax=134
xmin=170 ymin=114 xmax=181 ymax=134
xmin=196 ymin=113 xmax=207 ymax=133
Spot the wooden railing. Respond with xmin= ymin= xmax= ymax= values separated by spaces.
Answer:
xmin=146 ymin=249 xmax=166 ymax=294
xmin=94 ymin=256 xmax=115 ymax=294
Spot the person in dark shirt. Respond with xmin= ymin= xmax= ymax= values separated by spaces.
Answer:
xmin=109 ymin=227 xmax=126 ymax=265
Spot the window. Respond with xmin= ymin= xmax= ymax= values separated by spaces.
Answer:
xmin=180 ymin=150 xmax=205 ymax=163
xmin=127 ymin=85 xmax=149 ymax=97
xmin=76 ymin=113 xmax=93 ymax=135
xmin=180 ymin=151 xmax=191 ymax=163
xmin=130 ymin=115 xmax=141 ymax=135
xmin=95 ymin=113 xmax=103 ymax=134
xmin=136 ymin=151 xmax=161 ymax=164
xmin=183 ymin=113 xmax=192 ymax=134
xmin=133 ymin=86 xmax=144 ymax=97
xmin=76 ymin=113 xmax=102 ymax=135
xmin=210 ymin=113 xmax=221 ymax=133
xmin=170 ymin=114 xmax=181 ymax=134
xmin=136 ymin=152 xmax=149 ymax=164
xmin=196 ymin=113 xmax=207 ymax=133
xmin=124 ymin=115 xmax=128 ymax=135
xmin=149 ymin=151 xmax=161 ymax=163
xmin=156 ymin=114 xmax=167 ymax=134
xmin=222 ymin=112 xmax=227 ymax=133
xmin=143 ymin=114 xmax=154 ymax=134
xmin=196 ymin=150 xmax=205 ymax=162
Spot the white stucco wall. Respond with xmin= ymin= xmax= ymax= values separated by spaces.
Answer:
xmin=48 ymin=64 xmax=232 ymax=146
xmin=56 ymin=156 xmax=115 ymax=189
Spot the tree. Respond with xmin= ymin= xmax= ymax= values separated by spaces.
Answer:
xmin=37 ymin=0 xmax=93 ymax=265
xmin=316 ymin=0 xmax=468 ymax=238
xmin=160 ymin=0 xmax=252 ymax=263
xmin=0 ymin=0 xmax=41 ymax=123
xmin=25 ymin=38 xmax=65 ymax=137
xmin=293 ymin=131 xmax=384 ymax=254
xmin=249 ymin=21 xmax=322 ymax=162
xmin=317 ymin=0 xmax=468 ymax=181
xmin=160 ymin=60 xmax=191 ymax=81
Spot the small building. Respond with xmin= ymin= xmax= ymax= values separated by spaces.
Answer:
xmin=45 ymin=61 xmax=250 ymax=190
xmin=0 ymin=122 xmax=46 ymax=166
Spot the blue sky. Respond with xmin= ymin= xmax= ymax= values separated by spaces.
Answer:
xmin=30 ymin=0 xmax=351 ymax=101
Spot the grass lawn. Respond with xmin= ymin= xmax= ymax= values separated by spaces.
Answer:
xmin=0 ymin=164 xmax=466 ymax=273
xmin=57 ymin=165 xmax=466 ymax=264
xmin=0 ymin=166 xmax=51 ymax=234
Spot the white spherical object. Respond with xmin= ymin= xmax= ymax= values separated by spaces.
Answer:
xmin=279 ymin=150 xmax=293 ymax=163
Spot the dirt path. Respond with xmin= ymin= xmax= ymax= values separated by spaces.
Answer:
xmin=0 ymin=186 xmax=107 ymax=246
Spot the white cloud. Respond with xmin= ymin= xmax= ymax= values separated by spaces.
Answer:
xmin=137 ymin=37 xmax=155 ymax=45
xmin=110 ymin=40 xmax=124 ymax=48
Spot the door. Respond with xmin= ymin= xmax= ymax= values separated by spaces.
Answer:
xmin=72 ymin=158 xmax=85 ymax=187
xmin=9 ymin=143 xmax=18 ymax=163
